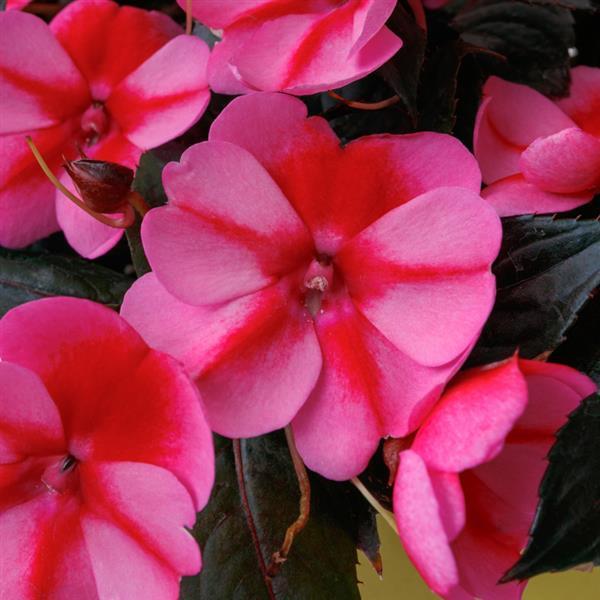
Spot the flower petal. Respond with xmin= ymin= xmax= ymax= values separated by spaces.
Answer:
xmin=337 ymin=187 xmax=500 ymax=366
xmin=80 ymin=461 xmax=200 ymax=575
xmin=146 ymin=140 xmax=312 ymax=305
xmin=451 ymin=525 xmax=526 ymax=600
xmin=556 ymin=65 xmax=600 ymax=136
xmin=81 ymin=513 xmax=179 ymax=599
xmin=513 ymin=359 xmax=596 ymax=436
xmin=474 ymin=96 xmax=522 ymax=184
xmin=520 ymin=127 xmax=600 ymax=193
xmin=393 ymin=450 xmax=459 ymax=595
xmin=50 ymin=0 xmax=181 ymax=100
xmin=482 ymin=77 xmax=575 ymax=148
xmin=121 ymin=273 xmax=323 ymax=438
xmin=482 ymin=173 xmax=592 ymax=217
xmin=0 ymin=122 xmax=76 ymax=248
xmin=0 ymin=362 xmax=65 ymax=463
xmin=412 ymin=357 xmax=528 ymax=473
xmin=0 ymin=11 xmax=89 ymax=134
xmin=180 ymin=0 xmax=284 ymax=29
xmin=0 ymin=297 xmax=213 ymax=509
xmin=231 ymin=1 xmax=401 ymax=94
xmin=292 ymin=295 xmax=459 ymax=480
xmin=211 ymin=94 xmax=482 ymax=253
xmin=107 ymin=35 xmax=210 ymax=149
xmin=0 ymin=494 xmax=98 ymax=600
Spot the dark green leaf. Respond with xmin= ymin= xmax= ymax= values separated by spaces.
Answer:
xmin=467 ymin=216 xmax=600 ymax=366
xmin=0 ymin=248 xmax=132 ymax=316
xmin=502 ymin=392 xmax=600 ymax=581
xmin=551 ymin=293 xmax=600 ymax=385
xmin=452 ymin=0 xmax=576 ymax=96
xmin=378 ymin=1 xmax=427 ymax=126
xmin=182 ymin=433 xmax=361 ymax=600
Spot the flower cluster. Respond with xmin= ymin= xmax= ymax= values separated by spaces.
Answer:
xmin=1 ymin=1 xmax=598 ymax=599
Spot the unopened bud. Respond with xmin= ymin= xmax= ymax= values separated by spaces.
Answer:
xmin=63 ymin=159 xmax=134 ymax=213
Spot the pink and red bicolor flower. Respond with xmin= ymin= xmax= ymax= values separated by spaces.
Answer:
xmin=121 ymin=92 xmax=502 ymax=481
xmin=0 ymin=0 xmax=210 ymax=258
xmin=474 ymin=67 xmax=600 ymax=216
xmin=0 ymin=297 xmax=214 ymax=599
xmin=178 ymin=0 xmax=402 ymax=95
xmin=393 ymin=356 xmax=597 ymax=599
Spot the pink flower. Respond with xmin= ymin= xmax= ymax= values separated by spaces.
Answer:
xmin=178 ymin=0 xmax=402 ymax=95
xmin=6 ymin=0 xmax=31 ymax=10
xmin=121 ymin=92 xmax=501 ymax=480
xmin=474 ymin=68 xmax=600 ymax=216
xmin=0 ymin=297 xmax=214 ymax=599
xmin=0 ymin=0 xmax=210 ymax=258
xmin=393 ymin=356 xmax=597 ymax=599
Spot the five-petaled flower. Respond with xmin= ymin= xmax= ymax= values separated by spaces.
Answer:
xmin=0 ymin=297 xmax=214 ymax=599
xmin=474 ymin=67 xmax=600 ymax=216
xmin=178 ymin=0 xmax=402 ymax=95
xmin=0 ymin=0 xmax=210 ymax=257
xmin=393 ymin=356 xmax=597 ymax=599
xmin=121 ymin=92 xmax=502 ymax=481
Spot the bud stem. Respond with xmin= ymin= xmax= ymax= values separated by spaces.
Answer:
xmin=185 ymin=0 xmax=193 ymax=35
xmin=26 ymin=136 xmax=135 ymax=229
xmin=327 ymin=90 xmax=400 ymax=111
xmin=267 ymin=426 xmax=311 ymax=576
xmin=126 ymin=191 xmax=151 ymax=217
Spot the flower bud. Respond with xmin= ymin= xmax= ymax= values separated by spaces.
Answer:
xmin=63 ymin=159 xmax=134 ymax=213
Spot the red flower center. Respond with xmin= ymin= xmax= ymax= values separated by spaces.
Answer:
xmin=41 ymin=453 xmax=80 ymax=495
xmin=303 ymin=255 xmax=334 ymax=317
xmin=80 ymin=102 xmax=110 ymax=147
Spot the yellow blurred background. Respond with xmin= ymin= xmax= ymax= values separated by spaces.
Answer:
xmin=359 ymin=517 xmax=600 ymax=599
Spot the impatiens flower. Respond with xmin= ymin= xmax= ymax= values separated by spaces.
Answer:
xmin=0 ymin=0 xmax=210 ymax=257
xmin=178 ymin=0 xmax=402 ymax=95
xmin=6 ymin=0 xmax=31 ymax=10
xmin=0 ymin=297 xmax=214 ymax=598
xmin=393 ymin=356 xmax=597 ymax=599
xmin=474 ymin=68 xmax=600 ymax=216
xmin=121 ymin=92 xmax=502 ymax=480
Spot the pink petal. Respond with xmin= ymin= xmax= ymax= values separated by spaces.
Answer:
xmin=146 ymin=140 xmax=313 ymax=305
xmin=50 ymin=0 xmax=181 ymax=101
xmin=430 ymin=470 xmax=466 ymax=543
xmin=412 ymin=357 xmax=528 ymax=472
xmin=121 ymin=273 xmax=323 ymax=439
xmin=512 ymin=359 xmax=596 ymax=437
xmin=232 ymin=2 xmax=401 ymax=94
xmin=482 ymin=77 xmax=575 ymax=148
xmin=179 ymin=0 xmax=284 ymax=29
xmin=482 ymin=173 xmax=593 ymax=217
xmin=0 ymin=494 xmax=98 ymax=599
xmin=211 ymin=94 xmax=482 ymax=253
xmin=55 ymin=130 xmax=141 ymax=258
xmin=463 ymin=441 xmax=549 ymax=547
xmin=292 ymin=294 xmax=459 ymax=480
xmin=6 ymin=0 xmax=32 ymax=9
xmin=451 ymin=525 xmax=526 ymax=600
xmin=107 ymin=35 xmax=210 ymax=149
xmin=393 ymin=450 xmax=459 ymax=595
xmin=556 ymin=65 xmax=600 ymax=136
xmin=0 ymin=362 xmax=65 ymax=463
xmin=337 ymin=187 xmax=500 ymax=366
xmin=80 ymin=461 xmax=200 ymax=575
xmin=520 ymin=127 xmax=600 ymax=193
xmin=0 ymin=122 xmax=77 ymax=248
xmin=0 ymin=11 xmax=89 ymax=134
xmin=81 ymin=513 xmax=179 ymax=600
xmin=474 ymin=96 xmax=522 ymax=184
xmin=0 ymin=297 xmax=213 ymax=510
